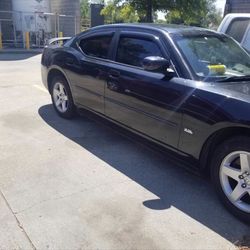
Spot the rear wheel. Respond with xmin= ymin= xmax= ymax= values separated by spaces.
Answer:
xmin=211 ymin=136 xmax=250 ymax=224
xmin=51 ymin=76 xmax=76 ymax=119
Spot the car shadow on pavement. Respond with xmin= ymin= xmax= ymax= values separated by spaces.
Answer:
xmin=38 ymin=104 xmax=250 ymax=245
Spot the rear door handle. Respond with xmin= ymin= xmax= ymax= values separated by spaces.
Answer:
xmin=109 ymin=70 xmax=120 ymax=78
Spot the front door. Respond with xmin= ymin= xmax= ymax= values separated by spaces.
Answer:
xmin=105 ymin=32 xmax=186 ymax=149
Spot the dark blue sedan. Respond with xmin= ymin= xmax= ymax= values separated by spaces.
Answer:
xmin=41 ymin=24 xmax=250 ymax=224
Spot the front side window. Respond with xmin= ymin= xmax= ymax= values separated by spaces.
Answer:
xmin=172 ymin=33 xmax=250 ymax=80
xmin=116 ymin=37 xmax=163 ymax=67
xmin=79 ymin=35 xmax=113 ymax=59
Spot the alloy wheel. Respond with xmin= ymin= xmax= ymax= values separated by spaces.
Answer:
xmin=52 ymin=82 xmax=69 ymax=113
xmin=220 ymin=151 xmax=250 ymax=213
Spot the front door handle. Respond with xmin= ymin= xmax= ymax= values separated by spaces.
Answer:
xmin=109 ymin=70 xmax=120 ymax=78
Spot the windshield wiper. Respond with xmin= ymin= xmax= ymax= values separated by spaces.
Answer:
xmin=216 ymin=75 xmax=250 ymax=82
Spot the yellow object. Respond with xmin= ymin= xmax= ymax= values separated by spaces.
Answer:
xmin=0 ymin=32 xmax=2 ymax=49
xmin=25 ymin=32 xmax=30 ymax=50
xmin=208 ymin=64 xmax=226 ymax=75
xmin=59 ymin=32 xmax=63 ymax=46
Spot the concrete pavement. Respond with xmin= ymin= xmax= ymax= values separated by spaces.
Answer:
xmin=0 ymin=53 xmax=249 ymax=249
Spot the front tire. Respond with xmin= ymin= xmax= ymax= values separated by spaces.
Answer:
xmin=211 ymin=136 xmax=250 ymax=224
xmin=51 ymin=76 xmax=76 ymax=119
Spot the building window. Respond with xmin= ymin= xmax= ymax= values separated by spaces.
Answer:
xmin=226 ymin=18 xmax=250 ymax=43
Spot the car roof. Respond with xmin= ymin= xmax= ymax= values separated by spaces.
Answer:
xmin=89 ymin=23 xmax=219 ymax=36
xmin=224 ymin=13 xmax=250 ymax=18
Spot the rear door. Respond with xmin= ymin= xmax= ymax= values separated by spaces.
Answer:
xmin=105 ymin=31 xmax=185 ymax=149
xmin=66 ymin=31 xmax=115 ymax=114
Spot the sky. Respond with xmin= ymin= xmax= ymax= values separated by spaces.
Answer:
xmin=216 ymin=0 xmax=226 ymax=12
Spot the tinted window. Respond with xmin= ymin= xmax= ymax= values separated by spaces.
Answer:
xmin=226 ymin=18 xmax=250 ymax=42
xmin=79 ymin=35 xmax=113 ymax=59
xmin=116 ymin=37 xmax=163 ymax=67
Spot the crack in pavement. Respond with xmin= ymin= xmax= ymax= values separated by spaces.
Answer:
xmin=0 ymin=189 xmax=37 ymax=250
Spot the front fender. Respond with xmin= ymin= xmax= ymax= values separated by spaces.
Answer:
xmin=179 ymin=117 xmax=250 ymax=161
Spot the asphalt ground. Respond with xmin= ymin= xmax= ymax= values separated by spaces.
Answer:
xmin=0 ymin=53 xmax=249 ymax=249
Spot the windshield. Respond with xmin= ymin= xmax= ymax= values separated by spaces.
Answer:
xmin=172 ymin=33 xmax=250 ymax=80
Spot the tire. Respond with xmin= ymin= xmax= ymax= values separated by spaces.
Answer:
xmin=211 ymin=136 xmax=250 ymax=224
xmin=50 ymin=75 xmax=76 ymax=119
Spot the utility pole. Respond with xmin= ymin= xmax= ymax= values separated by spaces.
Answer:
xmin=146 ymin=0 xmax=153 ymax=23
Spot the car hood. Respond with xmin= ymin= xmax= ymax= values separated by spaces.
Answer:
xmin=218 ymin=81 xmax=250 ymax=97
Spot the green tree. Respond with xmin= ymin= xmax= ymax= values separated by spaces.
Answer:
xmin=101 ymin=0 xmax=173 ymax=23
xmin=126 ymin=0 xmax=173 ymax=22
xmin=80 ymin=0 xmax=90 ymax=20
xmin=80 ymin=0 xmax=90 ymax=30
xmin=120 ymin=4 xmax=140 ymax=23
xmin=101 ymin=0 xmax=222 ymax=27
xmin=204 ymin=7 xmax=223 ymax=29
xmin=165 ymin=0 xmax=222 ymax=27
xmin=101 ymin=1 xmax=139 ymax=23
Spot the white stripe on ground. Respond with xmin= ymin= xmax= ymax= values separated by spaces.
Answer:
xmin=33 ymin=84 xmax=48 ymax=93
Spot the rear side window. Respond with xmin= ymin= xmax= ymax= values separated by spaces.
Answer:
xmin=226 ymin=18 xmax=250 ymax=43
xmin=116 ymin=37 xmax=163 ymax=67
xmin=79 ymin=35 xmax=113 ymax=59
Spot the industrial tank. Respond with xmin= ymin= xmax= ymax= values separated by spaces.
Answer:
xmin=9 ymin=0 xmax=80 ymax=46
xmin=0 ymin=0 xmax=13 ymax=41
xmin=12 ymin=0 xmax=52 ymax=33
xmin=50 ymin=0 xmax=81 ymax=36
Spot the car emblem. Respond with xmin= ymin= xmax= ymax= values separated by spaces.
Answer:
xmin=184 ymin=128 xmax=193 ymax=135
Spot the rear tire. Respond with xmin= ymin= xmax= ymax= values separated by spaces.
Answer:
xmin=211 ymin=136 xmax=250 ymax=224
xmin=51 ymin=76 xmax=76 ymax=119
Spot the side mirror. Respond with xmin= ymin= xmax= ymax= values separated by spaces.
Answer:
xmin=142 ymin=56 xmax=171 ymax=72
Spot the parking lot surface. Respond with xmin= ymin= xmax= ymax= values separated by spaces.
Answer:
xmin=0 ymin=53 xmax=249 ymax=249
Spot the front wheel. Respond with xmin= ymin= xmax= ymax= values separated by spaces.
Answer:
xmin=211 ymin=136 xmax=250 ymax=224
xmin=51 ymin=76 xmax=76 ymax=119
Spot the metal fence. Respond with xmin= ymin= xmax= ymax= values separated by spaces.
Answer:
xmin=0 ymin=10 xmax=82 ymax=48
